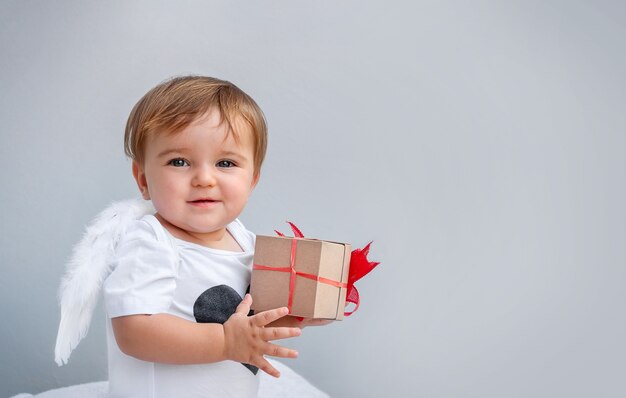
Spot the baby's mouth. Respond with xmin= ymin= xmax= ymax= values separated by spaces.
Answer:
xmin=188 ymin=198 xmax=219 ymax=206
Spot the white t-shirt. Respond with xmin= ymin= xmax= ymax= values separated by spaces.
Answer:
xmin=103 ymin=214 xmax=259 ymax=398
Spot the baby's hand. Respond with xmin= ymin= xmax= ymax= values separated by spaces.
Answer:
xmin=223 ymin=294 xmax=301 ymax=378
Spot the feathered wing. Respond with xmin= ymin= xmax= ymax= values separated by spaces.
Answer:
xmin=54 ymin=198 xmax=154 ymax=366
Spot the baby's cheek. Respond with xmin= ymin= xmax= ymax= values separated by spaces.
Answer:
xmin=149 ymin=196 xmax=172 ymax=216
xmin=154 ymin=181 xmax=179 ymax=202
xmin=230 ymin=189 xmax=251 ymax=209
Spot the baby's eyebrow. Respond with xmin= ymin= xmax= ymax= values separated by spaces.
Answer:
xmin=156 ymin=148 xmax=188 ymax=158
xmin=219 ymin=150 xmax=245 ymax=158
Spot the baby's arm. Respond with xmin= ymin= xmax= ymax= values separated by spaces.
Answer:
xmin=111 ymin=294 xmax=300 ymax=377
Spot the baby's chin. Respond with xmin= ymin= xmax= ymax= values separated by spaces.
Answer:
xmin=155 ymin=214 xmax=229 ymax=241
xmin=188 ymin=226 xmax=228 ymax=236
xmin=183 ymin=223 xmax=231 ymax=239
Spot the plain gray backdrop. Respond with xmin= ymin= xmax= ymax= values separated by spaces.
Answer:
xmin=1 ymin=1 xmax=625 ymax=397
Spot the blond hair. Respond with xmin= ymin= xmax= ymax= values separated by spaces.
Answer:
xmin=124 ymin=76 xmax=267 ymax=177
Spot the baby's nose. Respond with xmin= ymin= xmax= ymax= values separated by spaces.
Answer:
xmin=192 ymin=165 xmax=217 ymax=187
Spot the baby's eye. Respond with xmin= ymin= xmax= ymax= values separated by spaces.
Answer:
xmin=216 ymin=160 xmax=235 ymax=168
xmin=168 ymin=158 xmax=190 ymax=167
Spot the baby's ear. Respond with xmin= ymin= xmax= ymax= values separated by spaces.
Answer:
xmin=251 ymin=171 xmax=260 ymax=190
xmin=132 ymin=161 xmax=150 ymax=200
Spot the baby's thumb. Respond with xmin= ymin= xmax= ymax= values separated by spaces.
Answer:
xmin=235 ymin=293 xmax=253 ymax=315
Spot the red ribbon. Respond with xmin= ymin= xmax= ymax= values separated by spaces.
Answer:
xmin=344 ymin=241 xmax=379 ymax=316
xmin=254 ymin=222 xmax=379 ymax=317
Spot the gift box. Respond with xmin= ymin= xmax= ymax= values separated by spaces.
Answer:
xmin=250 ymin=235 xmax=352 ymax=320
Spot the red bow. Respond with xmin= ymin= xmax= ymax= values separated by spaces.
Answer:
xmin=275 ymin=222 xmax=380 ymax=316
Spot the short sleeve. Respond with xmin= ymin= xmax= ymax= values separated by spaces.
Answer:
xmin=103 ymin=217 xmax=179 ymax=318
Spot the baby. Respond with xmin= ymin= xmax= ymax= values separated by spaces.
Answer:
xmin=102 ymin=76 xmax=311 ymax=397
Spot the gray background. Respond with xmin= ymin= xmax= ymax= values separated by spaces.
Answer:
xmin=1 ymin=1 xmax=625 ymax=397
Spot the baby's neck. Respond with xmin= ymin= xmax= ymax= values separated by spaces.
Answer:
xmin=154 ymin=213 xmax=243 ymax=252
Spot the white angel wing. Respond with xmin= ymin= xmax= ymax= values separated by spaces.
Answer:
xmin=54 ymin=198 xmax=154 ymax=366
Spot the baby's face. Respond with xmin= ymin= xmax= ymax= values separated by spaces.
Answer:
xmin=134 ymin=109 xmax=258 ymax=243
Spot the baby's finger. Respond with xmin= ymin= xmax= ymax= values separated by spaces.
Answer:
xmin=257 ymin=357 xmax=281 ymax=378
xmin=262 ymin=326 xmax=302 ymax=342
xmin=264 ymin=342 xmax=299 ymax=359
xmin=252 ymin=307 xmax=289 ymax=327
xmin=234 ymin=294 xmax=253 ymax=316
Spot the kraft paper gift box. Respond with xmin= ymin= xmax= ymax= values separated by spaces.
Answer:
xmin=250 ymin=235 xmax=352 ymax=320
